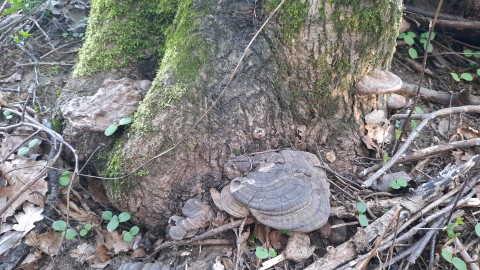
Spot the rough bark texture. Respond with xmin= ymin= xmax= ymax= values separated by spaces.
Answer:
xmin=66 ymin=0 xmax=402 ymax=228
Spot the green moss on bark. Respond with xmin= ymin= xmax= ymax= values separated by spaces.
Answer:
xmin=73 ymin=0 xmax=177 ymax=77
xmin=132 ymin=0 xmax=208 ymax=134
xmin=266 ymin=0 xmax=309 ymax=43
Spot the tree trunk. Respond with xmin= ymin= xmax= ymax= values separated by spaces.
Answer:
xmin=65 ymin=0 xmax=402 ymax=228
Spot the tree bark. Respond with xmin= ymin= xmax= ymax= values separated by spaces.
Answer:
xmin=65 ymin=0 xmax=403 ymax=228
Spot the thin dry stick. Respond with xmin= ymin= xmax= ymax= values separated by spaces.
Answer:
xmin=28 ymin=18 xmax=59 ymax=57
xmin=146 ymin=217 xmax=255 ymax=261
xmin=393 ymin=0 xmax=443 ymax=154
xmin=360 ymin=138 xmax=480 ymax=178
xmin=0 ymin=130 xmax=40 ymax=164
xmin=454 ymin=238 xmax=480 ymax=270
xmin=363 ymin=105 xmax=480 ymax=187
xmin=359 ymin=208 xmax=402 ymax=270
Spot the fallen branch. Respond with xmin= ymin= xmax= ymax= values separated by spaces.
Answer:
xmin=146 ymin=217 xmax=255 ymax=261
xmin=363 ymin=105 xmax=480 ymax=188
xmin=359 ymin=138 xmax=480 ymax=178
xmin=304 ymin=156 xmax=478 ymax=270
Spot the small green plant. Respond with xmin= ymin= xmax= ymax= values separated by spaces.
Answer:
xmin=397 ymin=31 xmax=435 ymax=59
xmin=104 ymin=117 xmax=132 ymax=136
xmin=2 ymin=0 xmax=37 ymax=16
xmin=382 ymin=153 xmax=390 ymax=165
xmin=58 ymin=171 xmax=72 ymax=186
xmin=451 ymin=72 xmax=474 ymax=82
xmin=389 ymin=177 xmax=408 ymax=189
xmin=280 ymin=229 xmax=293 ymax=236
xmin=446 ymin=216 xmax=464 ymax=238
xmin=410 ymin=106 xmax=424 ymax=130
xmin=52 ymin=220 xmax=77 ymax=240
xmin=356 ymin=202 xmax=369 ymax=227
xmin=3 ymin=110 xmax=13 ymax=120
xmin=255 ymin=246 xmax=277 ymax=259
xmin=79 ymin=223 xmax=93 ymax=236
xmin=17 ymin=138 xmax=41 ymax=156
xmin=441 ymin=248 xmax=467 ymax=270
xmin=102 ymin=211 xmax=140 ymax=243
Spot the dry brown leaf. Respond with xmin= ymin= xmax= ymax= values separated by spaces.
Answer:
xmin=102 ymin=229 xmax=132 ymax=254
xmin=25 ymin=231 xmax=63 ymax=256
xmin=457 ymin=125 xmax=480 ymax=139
xmin=87 ymin=177 xmax=109 ymax=206
xmin=0 ymin=159 xmax=48 ymax=218
xmin=130 ymin=248 xmax=147 ymax=259
xmin=70 ymin=242 xmax=96 ymax=264
xmin=253 ymin=224 xmax=270 ymax=245
xmin=96 ymin=244 xmax=111 ymax=262
xmin=57 ymin=197 xmax=90 ymax=222
xmin=269 ymin=230 xmax=288 ymax=250
xmin=13 ymin=203 xmax=44 ymax=233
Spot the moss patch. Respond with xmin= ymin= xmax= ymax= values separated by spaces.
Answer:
xmin=265 ymin=0 xmax=309 ymax=43
xmin=73 ymin=0 xmax=177 ymax=77
xmin=132 ymin=0 xmax=208 ymax=134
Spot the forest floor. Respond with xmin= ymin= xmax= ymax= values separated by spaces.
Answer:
xmin=1 ymin=1 xmax=480 ymax=270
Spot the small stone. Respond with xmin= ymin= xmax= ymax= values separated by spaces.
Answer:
xmin=387 ymin=94 xmax=407 ymax=110
xmin=284 ymin=232 xmax=315 ymax=262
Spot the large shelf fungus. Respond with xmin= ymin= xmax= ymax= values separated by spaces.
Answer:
xmin=211 ymin=150 xmax=331 ymax=233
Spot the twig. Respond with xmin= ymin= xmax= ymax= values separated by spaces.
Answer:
xmin=146 ymin=217 xmax=255 ymax=261
xmin=14 ymin=61 xmax=74 ymax=67
xmin=454 ymin=238 xmax=480 ymax=270
xmin=28 ymin=18 xmax=59 ymax=57
xmin=40 ymin=40 xmax=82 ymax=59
xmin=359 ymin=138 xmax=480 ymax=178
xmin=393 ymin=0 xmax=443 ymax=155
xmin=363 ymin=105 xmax=480 ymax=187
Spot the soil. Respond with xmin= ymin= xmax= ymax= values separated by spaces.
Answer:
xmin=1 ymin=1 xmax=480 ymax=270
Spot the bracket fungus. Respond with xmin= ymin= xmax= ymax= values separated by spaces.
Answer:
xmin=356 ymin=69 xmax=403 ymax=96
xmin=212 ymin=150 xmax=330 ymax=233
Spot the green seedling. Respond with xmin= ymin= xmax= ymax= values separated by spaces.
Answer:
xmin=104 ymin=117 xmax=132 ymax=136
xmin=80 ymin=223 xmax=93 ymax=236
xmin=446 ymin=216 xmax=464 ymax=238
xmin=451 ymin=72 xmax=474 ymax=82
xmin=441 ymin=248 xmax=467 ymax=270
xmin=102 ymin=210 xmax=139 ymax=242
xmin=58 ymin=171 xmax=72 ymax=186
xmin=52 ymin=220 xmax=77 ymax=240
xmin=397 ymin=31 xmax=435 ymax=59
xmin=475 ymin=223 xmax=480 ymax=237
xmin=17 ymin=138 xmax=41 ymax=156
xmin=255 ymin=246 xmax=277 ymax=259
xmin=356 ymin=201 xmax=368 ymax=227
xmin=3 ymin=110 xmax=13 ymax=119
xmin=389 ymin=177 xmax=408 ymax=189
xmin=382 ymin=153 xmax=390 ymax=165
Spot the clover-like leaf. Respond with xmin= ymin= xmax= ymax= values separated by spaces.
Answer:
xmin=118 ymin=212 xmax=131 ymax=222
xmin=104 ymin=124 xmax=118 ymax=136
xmin=107 ymin=216 xmax=119 ymax=231
xmin=451 ymin=73 xmax=460 ymax=82
xmin=396 ymin=177 xmax=408 ymax=187
xmin=255 ymin=246 xmax=269 ymax=259
xmin=58 ymin=172 xmax=71 ymax=186
xmin=52 ymin=220 xmax=67 ymax=232
xmin=460 ymin=73 xmax=473 ymax=81
xmin=414 ymin=106 xmax=424 ymax=114
xmin=65 ymin=229 xmax=77 ymax=240
xmin=80 ymin=229 xmax=88 ymax=236
xmin=411 ymin=120 xmax=418 ymax=129
xmin=84 ymin=224 xmax=93 ymax=231
xmin=389 ymin=181 xmax=401 ymax=190
xmin=451 ymin=257 xmax=467 ymax=270
xmin=102 ymin=211 xmax=113 ymax=221
xmin=28 ymin=138 xmax=41 ymax=148
xmin=118 ymin=117 xmax=132 ymax=126
xmin=358 ymin=214 xmax=369 ymax=227
xmin=3 ymin=110 xmax=11 ymax=117
xmin=464 ymin=49 xmax=473 ymax=57
xmin=404 ymin=36 xmax=414 ymax=46
xmin=123 ymin=232 xmax=133 ymax=243
xmin=18 ymin=146 xmax=30 ymax=156
xmin=406 ymin=31 xmax=417 ymax=38
xmin=268 ymin=247 xmax=277 ymax=258
xmin=408 ymin=48 xmax=418 ymax=59
xmin=130 ymin=226 xmax=140 ymax=236
xmin=356 ymin=202 xmax=367 ymax=213
xmin=441 ymin=248 xmax=453 ymax=263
